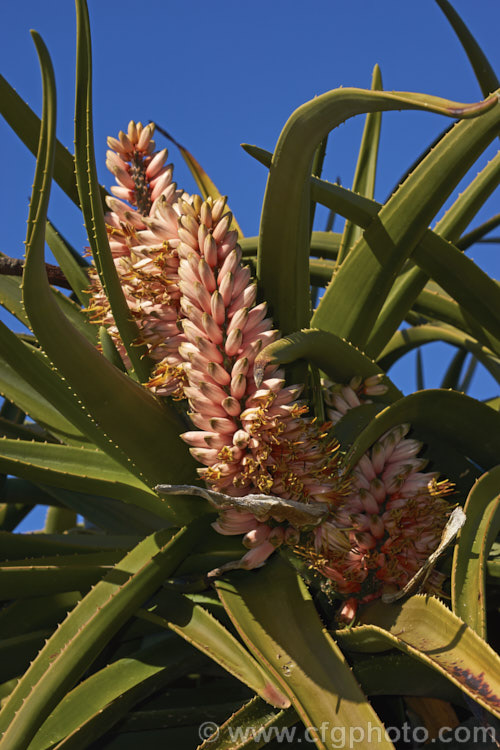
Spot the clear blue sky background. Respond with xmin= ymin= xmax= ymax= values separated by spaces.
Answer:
xmin=1 ymin=1 xmax=499 ymax=530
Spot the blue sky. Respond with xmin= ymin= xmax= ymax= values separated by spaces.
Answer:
xmin=1 ymin=2 xmax=499 ymax=529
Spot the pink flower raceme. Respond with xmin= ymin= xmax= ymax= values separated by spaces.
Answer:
xmin=300 ymin=377 xmax=454 ymax=616
xmin=89 ymin=121 xmax=188 ymax=396
xmin=172 ymin=195 xmax=344 ymax=568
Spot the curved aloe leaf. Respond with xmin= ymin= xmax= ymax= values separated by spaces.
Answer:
xmin=26 ymin=633 xmax=204 ymax=750
xmin=288 ymin=152 xmax=500 ymax=351
xmin=244 ymin=142 xmax=380 ymax=236
xmin=0 ymin=416 xmax=51 ymax=444
xmin=452 ymin=465 xmax=500 ymax=639
xmin=45 ymin=221 xmax=90 ymax=307
xmin=44 ymin=507 xmax=77 ymax=534
xmin=0 ymin=631 xmax=51 ymax=684
xmin=139 ymin=590 xmax=289 ymax=707
xmin=0 ymin=274 xmax=30 ymax=328
xmin=366 ymin=150 xmax=500 ymax=357
xmin=98 ymin=326 xmax=126 ymax=371
xmin=0 ymin=75 xmax=80 ymax=207
xmin=336 ymin=595 xmax=500 ymax=719
xmin=0 ymin=592 xmax=81 ymax=640
xmin=0 ymin=562 xmax=107 ymax=600
xmin=73 ymin=0 xmax=151 ymax=380
xmin=0 ymin=439 xmax=199 ymax=524
xmin=458 ymin=214 xmax=500 ymax=251
xmin=337 ymin=65 xmax=383 ymax=267
xmin=0 ymin=272 xmax=95 ymax=344
xmin=154 ymin=122 xmax=244 ymax=239
xmin=0 ymin=530 xmax=138 ymax=560
xmin=241 ymin=232 xmax=342 ymax=261
xmin=198 ymin=696 xmax=297 ymax=750
xmin=330 ymin=403 xmax=385 ymax=451
xmin=351 ymin=652 xmax=462 ymax=704
xmin=435 ymin=0 xmax=499 ymax=97
xmin=377 ymin=325 xmax=500 ymax=386
xmin=253 ymin=329 xmax=402 ymax=402
xmin=0 ymin=519 xmax=209 ymax=749
xmin=0 ymin=333 xmax=93 ymax=446
xmin=19 ymin=30 xmax=197 ymax=499
xmin=259 ymin=85 xmax=496 ymax=337
xmin=312 ymin=96 xmax=500 ymax=349
xmin=343 ymin=389 xmax=500 ymax=474
xmin=216 ymin=556 xmax=395 ymax=750
xmin=440 ymin=349 xmax=468 ymax=390
xmin=40 ymin=484 xmax=167 ymax=536
xmin=411 ymin=288 xmax=500 ymax=358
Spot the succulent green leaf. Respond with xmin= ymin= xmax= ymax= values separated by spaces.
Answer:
xmin=0 ymin=630 xmax=52 ymax=685
xmin=39 ymin=484 xmax=168 ymax=535
xmin=458 ymin=213 xmax=500 ymax=251
xmin=258 ymin=90 xmax=497 ymax=337
xmin=0 ymin=273 xmax=31 ymax=328
xmin=351 ymin=652 xmax=462 ymax=704
xmin=485 ymin=396 xmax=500 ymax=412
xmin=330 ymin=403 xmax=385 ymax=452
xmin=242 ymin=143 xmax=378 ymax=233
xmin=139 ymin=590 xmax=289 ymax=707
xmin=452 ymin=465 xmax=500 ymax=639
xmin=0 ymin=519 xmax=209 ymax=749
xmin=0 ymin=439 xmax=185 ymax=522
xmin=458 ymin=355 xmax=478 ymax=394
xmin=254 ymin=329 xmax=402 ymax=402
xmin=0 ymin=331 xmax=93 ymax=446
xmin=0 ymin=530 xmax=138 ymax=560
xmin=312 ymin=97 xmax=500 ymax=350
xmin=73 ymin=0 xmax=152 ymax=381
xmin=0 ymin=270 xmax=95 ymax=344
xmin=416 ymin=349 xmax=425 ymax=390
xmin=98 ymin=325 xmax=126 ymax=371
xmin=309 ymin=134 xmax=329 ymax=237
xmin=440 ymin=349 xmax=468 ymax=390
xmin=0 ymin=416 xmax=50 ymax=443
xmin=198 ymin=696 xmax=297 ymax=750
xmin=336 ymin=595 xmax=500 ymax=720
xmin=27 ymin=633 xmax=204 ymax=750
xmin=435 ymin=0 xmax=500 ymax=97
xmin=337 ymin=65 xmax=383 ymax=267
xmin=216 ymin=556 xmax=395 ymax=750
xmin=0 ymin=75 xmax=80 ymax=207
xmin=304 ymin=175 xmax=500 ymax=351
xmin=0 ymin=478 xmax=61 ymax=509
xmin=0 ymin=562 xmax=107 ymax=600
xmin=44 ymin=506 xmax=77 ymax=534
xmin=45 ymin=220 xmax=91 ymax=307
xmin=377 ymin=325 xmax=500 ymax=386
xmin=0 ymin=504 xmax=31 ymax=533
xmin=0 ymin=592 xmax=81 ymax=640
xmin=366 ymin=151 xmax=500 ymax=357
xmin=411 ymin=288 xmax=500 ymax=359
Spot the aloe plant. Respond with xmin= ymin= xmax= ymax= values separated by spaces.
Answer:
xmin=0 ymin=1 xmax=499 ymax=748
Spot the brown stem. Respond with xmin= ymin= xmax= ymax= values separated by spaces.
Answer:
xmin=0 ymin=257 xmax=72 ymax=290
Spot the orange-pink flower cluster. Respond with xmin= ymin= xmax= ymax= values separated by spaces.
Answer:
xmin=90 ymin=122 xmax=454 ymax=607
